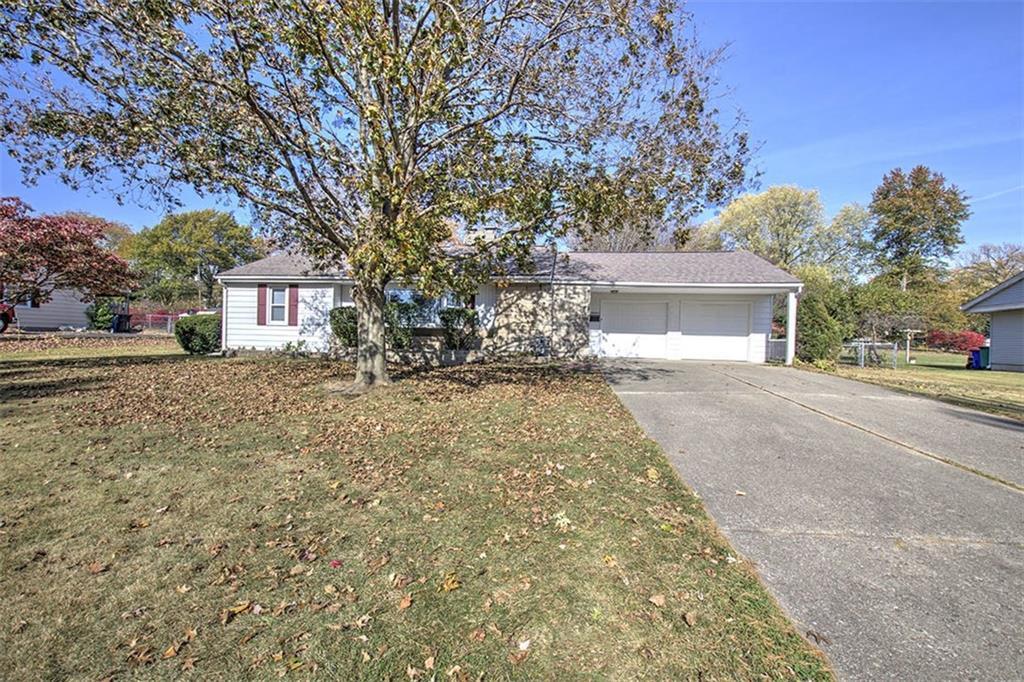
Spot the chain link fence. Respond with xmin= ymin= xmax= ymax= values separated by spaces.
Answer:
xmin=134 ymin=313 xmax=180 ymax=334
xmin=839 ymin=341 xmax=899 ymax=369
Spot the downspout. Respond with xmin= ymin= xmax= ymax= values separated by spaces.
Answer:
xmin=547 ymin=240 xmax=558 ymax=357
xmin=220 ymin=281 xmax=228 ymax=352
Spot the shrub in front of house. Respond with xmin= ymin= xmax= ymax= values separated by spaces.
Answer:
xmin=385 ymin=301 xmax=417 ymax=350
xmin=796 ymin=294 xmax=844 ymax=363
xmin=925 ymin=329 xmax=985 ymax=352
xmin=174 ymin=314 xmax=221 ymax=354
xmin=329 ymin=306 xmax=358 ymax=348
xmin=329 ymin=303 xmax=418 ymax=350
xmin=439 ymin=307 xmax=479 ymax=350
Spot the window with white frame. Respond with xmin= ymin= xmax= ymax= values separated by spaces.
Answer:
xmin=386 ymin=288 xmax=460 ymax=327
xmin=269 ymin=286 xmax=287 ymax=323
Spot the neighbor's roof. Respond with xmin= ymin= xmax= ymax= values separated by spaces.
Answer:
xmin=961 ymin=270 xmax=1024 ymax=313
xmin=219 ymin=248 xmax=801 ymax=286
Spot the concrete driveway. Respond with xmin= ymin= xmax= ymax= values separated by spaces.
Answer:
xmin=605 ymin=360 xmax=1024 ymax=680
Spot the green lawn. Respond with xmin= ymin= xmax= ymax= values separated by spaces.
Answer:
xmin=834 ymin=349 xmax=1024 ymax=422
xmin=0 ymin=339 xmax=830 ymax=680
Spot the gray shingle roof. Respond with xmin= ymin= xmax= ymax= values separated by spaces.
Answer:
xmin=557 ymin=251 xmax=801 ymax=284
xmin=219 ymin=252 xmax=346 ymax=278
xmin=219 ymin=249 xmax=799 ymax=285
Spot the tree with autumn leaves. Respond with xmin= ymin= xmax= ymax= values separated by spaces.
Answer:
xmin=0 ymin=0 xmax=751 ymax=390
xmin=0 ymin=197 xmax=136 ymax=321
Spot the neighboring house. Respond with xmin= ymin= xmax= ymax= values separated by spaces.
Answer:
xmin=217 ymin=250 xmax=803 ymax=364
xmin=12 ymin=289 xmax=90 ymax=331
xmin=961 ymin=271 xmax=1024 ymax=372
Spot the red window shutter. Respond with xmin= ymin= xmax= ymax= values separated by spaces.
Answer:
xmin=288 ymin=284 xmax=299 ymax=326
xmin=256 ymin=284 xmax=267 ymax=325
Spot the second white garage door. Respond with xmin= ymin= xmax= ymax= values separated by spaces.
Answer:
xmin=600 ymin=301 xmax=669 ymax=358
xmin=680 ymin=301 xmax=751 ymax=361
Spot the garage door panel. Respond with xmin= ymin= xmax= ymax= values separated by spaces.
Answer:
xmin=602 ymin=301 xmax=668 ymax=334
xmin=597 ymin=297 xmax=755 ymax=362
xmin=680 ymin=302 xmax=750 ymax=361
xmin=600 ymin=301 xmax=668 ymax=358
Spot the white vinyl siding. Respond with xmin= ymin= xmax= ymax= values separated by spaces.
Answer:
xmin=989 ymin=309 xmax=1024 ymax=372
xmin=13 ymin=289 xmax=90 ymax=330
xmin=588 ymin=293 xmax=772 ymax=363
xmin=223 ymin=282 xmax=338 ymax=351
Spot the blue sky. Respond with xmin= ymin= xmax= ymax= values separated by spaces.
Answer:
xmin=1 ymin=1 xmax=1021 ymax=252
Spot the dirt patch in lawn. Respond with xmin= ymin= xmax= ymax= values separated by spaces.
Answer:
xmin=0 ymin=345 xmax=831 ymax=679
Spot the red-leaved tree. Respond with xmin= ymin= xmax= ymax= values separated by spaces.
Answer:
xmin=0 ymin=197 xmax=136 ymax=306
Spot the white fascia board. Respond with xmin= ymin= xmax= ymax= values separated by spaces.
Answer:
xmin=217 ymin=273 xmax=803 ymax=294
xmin=960 ymin=302 xmax=1024 ymax=314
xmin=578 ymin=281 xmax=802 ymax=293
xmin=960 ymin=271 xmax=1024 ymax=311
xmin=217 ymin=275 xmax=351 ymax=285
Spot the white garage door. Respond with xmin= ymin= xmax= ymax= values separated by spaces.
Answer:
xmin=680 ymin=301 xmax=751 ymax=361
xmin=600 ymin=301 xmax=668 ymax=358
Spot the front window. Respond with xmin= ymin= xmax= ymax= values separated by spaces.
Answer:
xmin=269 ymin=286 xmax=286 ymax=322
xmin=386 ymin=288 xmax=459 ymax=327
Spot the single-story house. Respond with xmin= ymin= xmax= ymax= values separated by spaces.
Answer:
xmin=11 ymin=289 xmax=90 ymax=331
xmin=961 ymin=271 xmax=1024 ymax=372
xmin=216 ymin=250 xmax=803 ymax=364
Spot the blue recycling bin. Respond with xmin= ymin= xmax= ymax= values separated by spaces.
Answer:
xmin=970 ymin=349 xmax=981 ymax=369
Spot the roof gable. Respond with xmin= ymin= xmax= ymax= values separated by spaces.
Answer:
xmin=961 ymin=271 xmax=1024 ymax=313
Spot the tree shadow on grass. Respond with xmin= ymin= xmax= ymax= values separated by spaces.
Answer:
xmin=0 ymin=354 xmax=207 ymax=403
xmin=0 ymin=353 xmax=204 ymax=373
xmin=389 ymin=359 xmax=600 ymax=392
xmin=0 ymin=374 xmax=110 ymax=403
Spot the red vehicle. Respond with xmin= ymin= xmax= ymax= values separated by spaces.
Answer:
xmin=0 ymin=302 xmax=15 ymax=333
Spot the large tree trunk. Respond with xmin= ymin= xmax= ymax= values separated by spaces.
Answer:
xmin=350 ymin=279 xmax=390 ymax=391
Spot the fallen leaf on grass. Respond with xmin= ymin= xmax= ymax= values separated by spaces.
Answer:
xmin=88 ymin=561 xmax=109 ymax=575
xmin=424 ymin=656 xmax=435 ymax=670
xmin=162 ymin=645 xmax=177 ymax=659
xmin=684 ymin=611 xmax=697 ymax=627
xmin=176 ymin=584 xmax=191 ymax=594
xmin=508 ymin=650 xmax=529 ymax=665
xmin=648 ymin=594 xmax=666 ymax=608
xmin=645 ymin=467 xmax=660 ymax=481
xmin=468 ymin=628 xmax=486 ymax=642
xmin=601 ymin=554 xmax=618 ymax=568
xmin=398 ymin=594 xmax=413 ymax=610
xmin=220 ymin=600 xmax=251 ymax=625
xmin=438 ymin=572 xmax=461 ymax=592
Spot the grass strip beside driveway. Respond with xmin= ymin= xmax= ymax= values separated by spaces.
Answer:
xmin=831 ymin=350 xmax=1024 ymax=422
xmin=0 ymin=342 xmax=830 ymax=679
